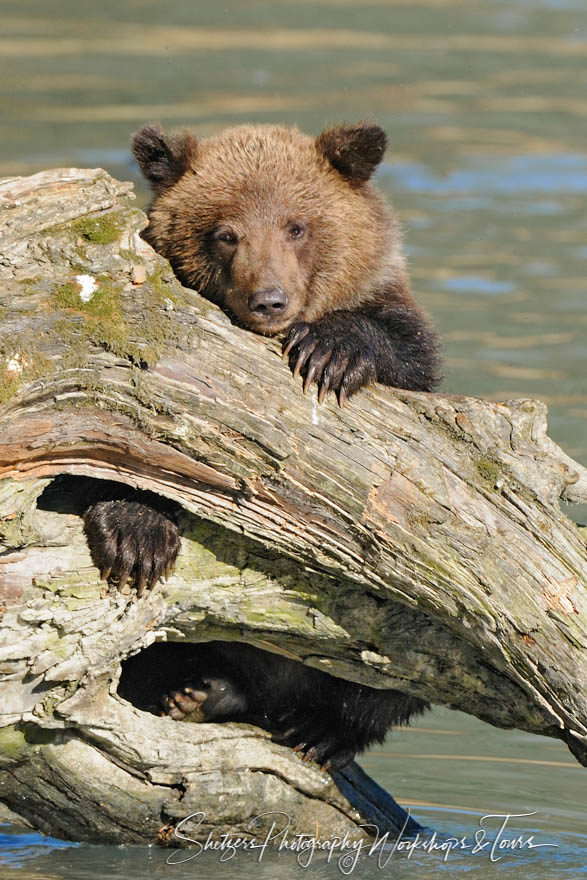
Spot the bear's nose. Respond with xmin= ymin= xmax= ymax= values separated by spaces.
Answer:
xmin=248 ymin=288 xmax=289 ymax=317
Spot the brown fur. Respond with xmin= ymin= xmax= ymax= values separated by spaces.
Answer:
xmin=136 ymin=123 xmax=411 ymax=334
xmin=132 ymin=121 xmax=441 ymax=401
xmin=79 ymin=125 xmax=438 ymax=769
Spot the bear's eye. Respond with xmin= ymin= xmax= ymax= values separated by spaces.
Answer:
xmin=214 ymin=229 xmax=238 ymax=246
xmin=287 ymin=222 xmax=305 ymax=241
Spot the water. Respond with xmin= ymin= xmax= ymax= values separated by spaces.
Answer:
xmin=1 ymin=709 xmax=585 ymax=878
xmin=0 ymin=0 xmax=585 ymax=875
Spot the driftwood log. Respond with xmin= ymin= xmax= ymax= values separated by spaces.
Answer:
xmin=0 ymin=169 xmax=585 ymax=845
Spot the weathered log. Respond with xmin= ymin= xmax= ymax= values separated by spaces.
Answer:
xmin=0 ymin=169 xmax=585 ymax=845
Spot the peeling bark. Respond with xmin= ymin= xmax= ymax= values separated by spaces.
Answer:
xmin=0 ymin=169 xmax=585 ymax=845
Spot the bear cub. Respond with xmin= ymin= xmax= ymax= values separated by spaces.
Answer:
xmin=83 ymin=121 xmax=437 ymax=769
xmin=132 ymin=120 xmax=440 ymax=404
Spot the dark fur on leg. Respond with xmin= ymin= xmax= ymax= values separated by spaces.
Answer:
xmin=129 ymin=641 xmax=429 ymax=771
xmin=83 ymin=490 xmax=180 ymax=597
xmin=283 ymin=299 xmax=441 ymax=403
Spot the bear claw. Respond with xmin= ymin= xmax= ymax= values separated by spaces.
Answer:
xmin=284 ymin=320 xmax=377 ymax=405
xmin=275 ymin=722 xmax=356 ymax=769
xmin=83 ymin=498 xmax=180 ymax=597
xmin=282 ymin=322 xmax=310 ymax=360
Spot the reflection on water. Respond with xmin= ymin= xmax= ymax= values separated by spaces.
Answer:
xmin=0 ymin=0 xmax=585 ymax=875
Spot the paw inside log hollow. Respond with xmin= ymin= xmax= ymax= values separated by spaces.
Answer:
xmin=118 ymin=641 xmax=429 ymax=771
xmin=83 ymin=497 xmax=181 ymax=597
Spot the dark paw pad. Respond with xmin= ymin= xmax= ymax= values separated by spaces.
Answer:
xmin=162 ymin=674 xmax=248 ymax=723
xmin=83 ymin=498 xmax=180 ymax=597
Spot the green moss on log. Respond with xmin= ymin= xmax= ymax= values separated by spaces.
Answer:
xmin=477 ymin=458 xmax=502 ymax=487
xmin=0 ymin=726 xmax=28 ymax=761
xmin=70 ymin=213 xmax=124 ymax=246
xmin=53 ymin=278 xmax=153 ymax=365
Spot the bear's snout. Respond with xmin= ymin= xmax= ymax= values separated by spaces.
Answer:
xmin=247 ymin=287 xmax=289 ymax=318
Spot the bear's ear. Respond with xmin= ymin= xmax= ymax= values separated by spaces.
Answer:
xmin=131 ymin=124 xmax=198 ymax=191
xmin=316 ymin=123 xmax=387 ymax=184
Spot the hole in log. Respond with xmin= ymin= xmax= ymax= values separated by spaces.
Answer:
xmin=36 ymin=474 xmax=177 ymax=516
xmin=36 ymin=474 xmax=117 ymax=515
xmin=117 ymin=641 xmax=430 ymax=770
xmin=118 ymin=641 xmax=251 ymax=719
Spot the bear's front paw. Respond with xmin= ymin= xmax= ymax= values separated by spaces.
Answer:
xmin=83 ymin=499 xmax=180 ymax=597
xmin=282 ymin=321 xmax=377 ymax=405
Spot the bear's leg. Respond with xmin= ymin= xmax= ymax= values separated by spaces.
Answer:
xmin=283 ymin=301 xmax=441 ymax=403
xmin=184 ymin=643 xmax=429 ymax=770
xmin=274 ymin=721 xmax=357 ymax=771
xmin=273 ymin=683 xmax=429 ymax=770
xmin=131 ymin=641 xmax=428 ymax=771
xmin=83 ymin=492 xmax=181 ymax=597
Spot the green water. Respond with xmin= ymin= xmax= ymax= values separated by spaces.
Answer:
xmin=0 ymin=0 xmax=585 ymax=876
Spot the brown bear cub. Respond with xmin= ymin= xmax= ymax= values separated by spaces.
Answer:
xmin=83 ymin=121 xmax=436 ymax=770
xmin=132 ymin=121 xmax=440 ymax=403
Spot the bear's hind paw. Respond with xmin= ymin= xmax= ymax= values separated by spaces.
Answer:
xmin=276 ymin=723 xmax=356 ymax=770
xmin=162 ymin=686 xmax=208 ymax=722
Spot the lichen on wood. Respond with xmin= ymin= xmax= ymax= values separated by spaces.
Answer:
xmin=0 ymin=168 xmax=585 ymax=845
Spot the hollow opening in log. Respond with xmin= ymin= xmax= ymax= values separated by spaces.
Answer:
xmin=36 ymin=473 xmax=102 ymax=516
xmin=37 ymin=473 xmax=179 ymax=518
xmin=118 ymin=641 xmax=264 ymax=720
xmin=117 ymin=641 xmax=430 ymax=771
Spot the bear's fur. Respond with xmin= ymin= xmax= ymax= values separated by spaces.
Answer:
xmin=132 ymin=121 xmax=441 ymax=402
xmin=82 ymin=121 xmax=437 ymax=769
xmin=118 ymin=641 xmax=429 ymax=771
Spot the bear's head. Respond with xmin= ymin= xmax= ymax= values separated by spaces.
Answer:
xmin=132 ymin=122 xmax=405 ymax=335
